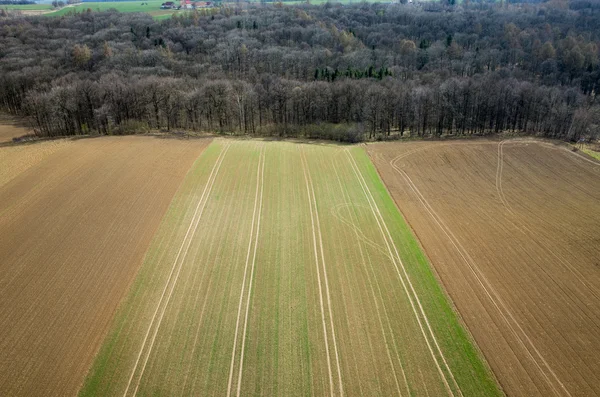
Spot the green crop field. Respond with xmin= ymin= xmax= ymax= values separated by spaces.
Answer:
xmin=80 ymin=139 xmax=501 ymax=396
xmin=4 ymin=0 xmax=388 ymax=18
xmin=2 ymin=0 xmax=181 ymax=17
xmin=1 ymin=3 xmax=52 ymax=9
xmin=44 ymin=0 xmax=177 ymax=16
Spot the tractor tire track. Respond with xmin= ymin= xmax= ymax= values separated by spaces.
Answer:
xmin=331 ymin=156 xmax=408 ymax=396
xmin=232 ymin=145 xmax=266 ymax=397
xmin=300 ymin=147 xmax=344 ymax=397
xmin=390 ymin=156 xmax=572 ymax=397
xmin=496 ymin=141 xmax=515 ymax=214
xmin=330 ymin=202 xmax=390 ymax=259
xmin=178 ymin=145 xmax=243 ymax=395
xmin=345 ymin=149 xmax=461 ymax=397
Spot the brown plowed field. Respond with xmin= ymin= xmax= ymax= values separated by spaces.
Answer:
xmin=0 ymin=116 xmax=72 ymax=188
xmin=0 ymin=140 xmax=72 ymax=188
xmin=0 ymin=114 xmax=32 ymax=143
xmin=0 ymin=135 xmax=210 ymax=396
xmin=368 ymin=139 xmax=600 ymax=397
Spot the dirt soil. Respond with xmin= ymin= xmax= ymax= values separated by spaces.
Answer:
xmin=0 ymin=115 xmax=73 ymax=189
xmin=367 ymin=139 xmax=600 ymax=396
xmin=0 ymin=140 xmax=72 ymax=188
xmin=0 ymin=114 xmax=34 ymax=143
xmin=0 ymin=135 xmax=210 ymax=396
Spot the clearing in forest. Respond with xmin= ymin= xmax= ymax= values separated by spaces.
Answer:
xmin=81 ymin=139 xmax=500 ymax=396
xmin=368 ymin=139 xmax=600 ymax=397
xmin=0 ymin=135 xmax=210 ymax=397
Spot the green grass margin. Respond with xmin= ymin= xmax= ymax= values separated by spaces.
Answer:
xmin=349 ymin=145 xmax=503 ymax=397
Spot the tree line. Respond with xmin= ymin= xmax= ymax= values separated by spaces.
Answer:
xmin=20 ymin=74 xmax=590 ymax=142
xmin=0 ymin=0 xmax=599 ymax=142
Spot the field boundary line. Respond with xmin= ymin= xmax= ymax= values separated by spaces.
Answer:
xmin=345 ymin=149 xmax=460 ymax=397
xmin=123 ymin=143 xmax=230 ymax=397
xmin=559 ymin=146 xmax=600 ymax=167
xmin=331 ymin=157 xmax=407 ymax=396
xmin=300 ymin=147 xmax=336 ymax=396
xmin=391 ymin=156 xmax=571 ymax=397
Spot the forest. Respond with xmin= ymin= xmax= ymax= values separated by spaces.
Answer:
xmin=1 ymin=0 xmax=599 ymax=142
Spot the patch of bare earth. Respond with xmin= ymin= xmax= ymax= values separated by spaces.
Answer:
xmin=0 ymin=139 xmax=72 ymax=188
xmin=0 ymin=115 xmax=34 ymax=143
xmin=0 ymin=117 xmax=72 ymax=189
xmin=0 ymin=135 xmax=210 ymax=396
xmin=367 ymin=139 xmax=600 ymax=397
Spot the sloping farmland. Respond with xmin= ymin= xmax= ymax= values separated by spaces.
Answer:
xmin=0 ymin=136 xmax=211 ymax=397
xmin=0 ymin=139 xmax=71 ymax=188
xmin=81 ymin=139 xmax=501 ymax=396
xmin=367 ymin=140 xmax=600 ymax=397
xmin=0 ymin=115 xmax=32 ymax=143
xmin=0 ymin=117 xmax=70 ymax=188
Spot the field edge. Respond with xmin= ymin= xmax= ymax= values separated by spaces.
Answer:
xmin=359 ymin=143 xmax=505 ymax=396
xmin=76 ymin=139 xmax=214 ymax=397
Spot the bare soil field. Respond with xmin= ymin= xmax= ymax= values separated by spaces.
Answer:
xmin=0 ymin=135 xmax=210 ymax=396
xmin=367 ymin=139 xmax=600 ymax=396
xmin=0 ymin=116 xmax=70 ymax=189
xmin=81 ymin=139 xmax=500 ymax=397
xmin=0 ymin=114 xmax=33 ymax=143
xmin=0 ymin=140 xmax=72 ymax=188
